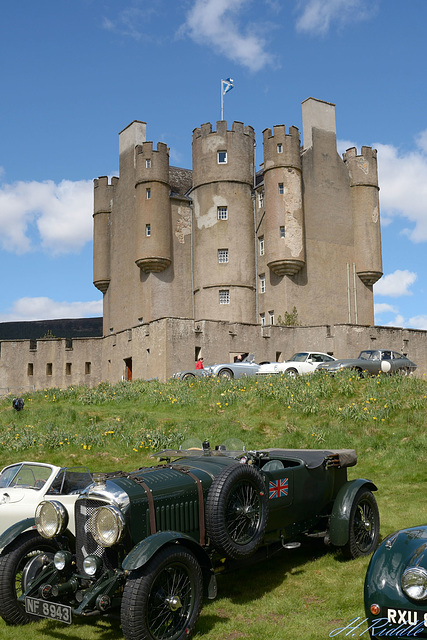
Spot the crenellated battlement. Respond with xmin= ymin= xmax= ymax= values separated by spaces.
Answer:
xmin=262 ymin=124 xmax=301 ymax=172
xmin=93 ymin=176 xmax=118 ymax=214
xmin=135 ymin=141 xmax=170 ymax=185
xmin=192 ymin=120 xmax=255 ymax=141
xmin=343 ymin=146 xmax=379 ymax=187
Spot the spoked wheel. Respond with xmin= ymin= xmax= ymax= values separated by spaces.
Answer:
xmin=121 ymin=545 xmax=203 ymax=640
xmin=0 ymin=530 xmax=58 ymax=625
xmin=218 ymin=369 xmax=233 ymax=379
xmin=182 ymin=373 xmax=195 ymax=380
xmin=342 ymin=489 xmax=380 ymax=559
xmin=286 ymin=368 xmax=298 ymax=378
xmin=205 ymin=464 xmax=268 ymax=559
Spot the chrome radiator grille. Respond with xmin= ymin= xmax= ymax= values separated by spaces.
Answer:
xmin=75 ymin=498 xmax=118 ymax=573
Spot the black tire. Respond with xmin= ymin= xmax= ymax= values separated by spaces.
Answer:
xmin=218 ymin=369 xmax=233 ymax=379
xmin=286 ymin=368 xmax=298 ymax=378
xmin=121 ymin=545 xmax=203 ymax=640
xmin=0 ymin=530 xmax=58 ymax=625
xmin=341 ymin=489 xmax=380 ymax=559
xmin=182 ymin=373 xmax=195 ymax=380
xmin=205 ymin=464 xmax=268 ymax=559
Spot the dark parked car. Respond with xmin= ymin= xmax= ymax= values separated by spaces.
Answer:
xmin=364 ymin=524 xmax=427 ymax=638
xmin=317 ymin=349 xmax=417 ymax=376
xmin=0 ymin=442 xmax=379 ymax=640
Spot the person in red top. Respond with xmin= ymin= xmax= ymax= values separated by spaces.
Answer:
xmin=196 ymin=357 xmax=204 ymax=369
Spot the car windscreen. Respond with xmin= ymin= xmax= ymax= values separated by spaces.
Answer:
xmin=0 ymin=464 xmax=22 ymax=488
xmin=289 ymin=353 xmax=309 ymax=362
xmin=47 ymin=467 xmax=92 ymax=495
xmin=0 ymin=463 xmax=52 ymax=489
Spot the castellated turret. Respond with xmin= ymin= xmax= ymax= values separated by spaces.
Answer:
xmin=191 ymin=121 xmax=256 ymax=323
xmin=343 ymin=146 xmax=383 ymax=286
xmin=262 ymin=125 xmax=305 ymax=276
xmin=135 ymin=141 xmax=172 ymax=273
xmin=93 ymin=176 xmax=118 ymax=293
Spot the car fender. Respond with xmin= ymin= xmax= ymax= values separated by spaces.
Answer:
xmin=0 ymin=518 xmax=36 ymax=553
xmin=122 ymin=531 xmax=217 ymax=598
xmin=329 ymin=478 xmax=377 ymax=546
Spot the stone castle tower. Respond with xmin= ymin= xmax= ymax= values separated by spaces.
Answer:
xmin=93 ymin=97 xmax=382 ymax=337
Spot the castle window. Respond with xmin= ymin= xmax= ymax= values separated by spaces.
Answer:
xmin=259 ymin=274 xmax=266 ymax=294
xmin=260 ymin=313 xmax=265 ymax=326
xmin=46 ymin=363 xmax=53 ymax=376
xmin=146 ymin=224 xmax=151 ymax=236
xmin=278 ymin=183 xmax=284 ymax=194
xmin=218 ymin=249 xmax=229 ymax=263
xmin=146 ymin=188 xmax=151 ymax=199
xmin=146 ymin=159 xmax=151 ymax=168
xmin=27 ymin=363 xmax=33 ymax=376
xmin=269 ymin=311 xmax=275 ymax=325
xmin=66 ymin=363 xmax=72 ymax=375
xmin=280 ymin=226 xmax=285 ymax=238
xmin=259 ymin=236 xmax=265 ymax=256
xmin=258 ymin=191 xmax=264 ymax=208
xmin=277 ymin=143 xmax=283 ymax=153
xmin=217 ymin=151 xmax=227 ymax=164
xmin=219 ymin=289 xmax=230 ymax=304
xmin=217 ymin=206 xmax=228 ymax=220
xmin=85 ymin=362 xmax=91 ymax=375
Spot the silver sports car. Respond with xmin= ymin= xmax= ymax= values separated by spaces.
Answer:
xmin=316 ymin=349 xmax=417 ymax=376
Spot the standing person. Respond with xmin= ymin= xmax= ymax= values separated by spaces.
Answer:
xmin=196 ymin=357 xmax=204 ymax=369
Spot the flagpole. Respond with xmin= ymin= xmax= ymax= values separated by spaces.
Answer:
xmin=220 ymin=79 xmax=224 ymax=120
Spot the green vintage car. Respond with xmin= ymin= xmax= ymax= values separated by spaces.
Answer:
xmin=364 ymin=526 xmax=427 ymax=638
xmin=0 ymin=441 xmax=379 ymax=640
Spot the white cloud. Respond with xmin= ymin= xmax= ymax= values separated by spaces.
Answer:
xmin=0 ymin=297 xmax=103 ymax=322
xmin=295 ymin=0 xmax=377 ymax=35
xmin=0 ymin=179 xmax=93 ymax=255
xmin=375 ymin=142 xmax=427 ymax=242
xmin=180 ymin=0 xmax=274 ymax=72
xmin=374 ymin=270 xmax=417 ymax=297
xmin=374 ymin=302 xmax=398 ymax=316
xmin=407 ymin=315 xmax=427 ymax=331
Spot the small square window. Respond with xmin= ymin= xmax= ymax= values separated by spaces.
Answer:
xmin=146 ymin=224 xmax=151 ymax=237
xmin=146 ymin=188 xmax=151 ymax=199
xmin=217 ymin=206 xmax=228 ymax=220
xmin=146 ymin=159 xmax=151 ymax=168
xmin=218 ymin=249 xmax=229 ymax=263
xmin=278 ymin=183 xmax=284 ymax=195
xmin=218 ymin=151 xmax=227 ymax=164
xmin=277 ymin=143 xmax=283 ymax=153
xmin=27 ymin=363 xmax=34 ymax=376
xmin=85 ymin=362 xmax=91 ymax=375
xmin=66 ymin=362 xmax=72 ymax=375
xmin=259 ymin=236 xmax=265 ymax=256
xmin=280 ymin=226 xmax=285 ymax=238
xmin=259 ymin=274 xmax=266 ymax=294
xmin=46 ymin=363 xmax=52 ymax=376
xmin=219 ymin=289 xmax=230 ymax=304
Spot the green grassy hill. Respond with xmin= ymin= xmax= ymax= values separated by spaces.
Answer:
xmin=0 ymin=372 xmax=426 ymax=639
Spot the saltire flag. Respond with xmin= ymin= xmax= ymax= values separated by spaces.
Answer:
xmin=222 ymin=78 xmax=234 ymax=95
xmin=269 ymin=478 xmax=289 ymax=499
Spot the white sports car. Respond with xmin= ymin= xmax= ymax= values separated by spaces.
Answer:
xmin=0 ymin=461 xmax=92 ymax=540
xmin=257 ymin=351 xmax=337 ymax=378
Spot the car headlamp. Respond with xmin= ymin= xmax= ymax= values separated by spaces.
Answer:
xmin=54 ymin=550 xmax=73 ymax=571
xmin=402 ymin=567 xmax=427 ymax=600
xmin=35 ymin=500 xmax=68 ymax=538
xmin=83 ymin=555 xmax=103 ymax=576
xmin=89 ymin=505 xmax=125 ymax=547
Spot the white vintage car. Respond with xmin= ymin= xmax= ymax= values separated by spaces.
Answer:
xmin=0 ymin=461 xmax=92 ymax=540
xmin=256 ymin=351 xmax=337 ymax=377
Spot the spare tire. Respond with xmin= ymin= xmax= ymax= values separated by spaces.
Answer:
xmin=205 ymin=464 xmax=268 ymax=559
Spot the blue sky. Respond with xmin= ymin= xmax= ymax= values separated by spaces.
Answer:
xmin=1 ymin=0 xmax=427 ymax=329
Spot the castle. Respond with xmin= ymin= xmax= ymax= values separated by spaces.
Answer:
xmin=1 ymin=98 xmax=425 ymax=391
xmin=94 ymin=97 xmax=382 ymax=335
